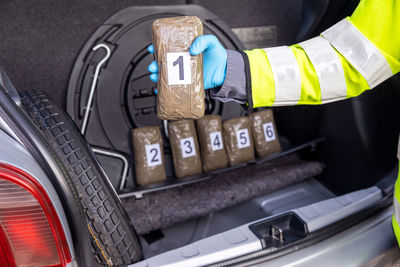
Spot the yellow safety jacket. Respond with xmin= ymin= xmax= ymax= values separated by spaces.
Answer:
xmin=244 ymin=0 xmax=400 ymax=243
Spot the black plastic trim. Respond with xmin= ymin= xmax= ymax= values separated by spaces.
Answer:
xmin=249 ymin=212 xmax=308 ymax=248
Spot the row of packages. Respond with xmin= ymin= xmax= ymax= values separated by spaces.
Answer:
xmin=132 ymin=109 xmax=281 ymax=186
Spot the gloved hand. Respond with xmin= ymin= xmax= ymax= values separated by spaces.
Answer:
xmin=147 ymin=35 xmax=227 ymax=90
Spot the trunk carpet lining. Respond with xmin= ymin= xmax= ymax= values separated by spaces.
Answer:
xmin=122 ymin=154 xmax=324 ymax=234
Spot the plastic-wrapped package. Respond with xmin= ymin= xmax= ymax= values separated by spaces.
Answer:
xmin=132 ymin=126 xmax=166 ymax=186
xmin=152 ymin=16 xmax=205 ymax=120
xmin=196 ymin=115 xmax=228 ymax=172
xmin=249 ymin=109 xmax=282 ymax=157
xmin=168 ymin=120 xmax=202 ymax=178
xmin=223 ymin=117 xmax=255 ymax=166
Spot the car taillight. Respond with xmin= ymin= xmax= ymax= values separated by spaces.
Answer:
xmin=0 ymin=163 xmax=71 ymax=267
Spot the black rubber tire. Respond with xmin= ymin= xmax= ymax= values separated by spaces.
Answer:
xmin=20 ymin=90 xmax=142 ymax=266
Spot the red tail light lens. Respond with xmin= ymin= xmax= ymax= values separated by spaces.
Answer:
xmin=0 ymin=163 xmax=71 ymax=267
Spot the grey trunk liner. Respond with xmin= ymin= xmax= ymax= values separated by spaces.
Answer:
xmin=139 ymin=177 xmax=334 ymax=258
xmin=122 ymin=154 xmax=325 ymax=234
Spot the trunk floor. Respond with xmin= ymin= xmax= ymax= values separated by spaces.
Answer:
xmin=121 ymin=154 xmax=328 ymax=257
xmin=139 ymin=177 xmax=334 ymax=258
xmin=123 ymin=154 xmax=324 ymax=234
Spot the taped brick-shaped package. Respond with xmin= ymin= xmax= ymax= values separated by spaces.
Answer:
xmin=223 ymin=117 xmax=255 ymax=166
xmin=249 ymin=109 xmax=282 ymax=157
xmin=152 ymin=16 xmax=205 ymax=120
xmin=132 ymin=126 xmax=166 ymax=186
xmin=168 ymin=120 xmax=202 ymax=178
xmin=196 ymin=115 xmax=228 ymax=172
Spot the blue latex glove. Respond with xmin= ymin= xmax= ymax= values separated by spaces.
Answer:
xmin=147 ymin=35 xmax=227 ymax=90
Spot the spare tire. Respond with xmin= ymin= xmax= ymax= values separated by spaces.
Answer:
xmin=66 ymin=5 xmax=245 ymax=190
xmin=20 ymin=90 xmax=142 ymax=266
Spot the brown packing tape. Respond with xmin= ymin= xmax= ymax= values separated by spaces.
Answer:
xmin=132 ymin=126 xmax=167 ymax=186
xmin=223 ymin=117 xmax=255 ymax=166
xmin=249 ymin=109 xmax=282 ymax=157
xmin=152 ymin=16 xmax=205 ymax=120
xmin=196 ymin=115 xmax=228 ymax=172
xmin=168 ymin=120 xmax=203 ymax=178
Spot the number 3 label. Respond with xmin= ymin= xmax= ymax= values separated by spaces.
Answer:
xmin=236 ymin=129 xmax=251 ymax=149
xmin=210 ymin=131 xmax=223 ymax=151
xmin=167 ymin=52 xmax=191 ymax=85
xmin=145 ymin=143 xmax=162 ymax=167
xmin=180 ymin=137 xmax=196 ymax=158
xmin=263 ymin=122 xmax=276 ymax=142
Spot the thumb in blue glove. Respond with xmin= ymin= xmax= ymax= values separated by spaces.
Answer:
xmin=147 ymin=34 xmax=227 ymax=90
xmin=190 ymin=35 xmax=227 ymax=89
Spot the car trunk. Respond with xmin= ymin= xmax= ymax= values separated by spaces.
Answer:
xmin=0 ymin=0 xmax=399 ymax=265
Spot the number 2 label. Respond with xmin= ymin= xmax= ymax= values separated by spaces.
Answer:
xmin=167 ymin=52 xmax=191 ymax=85
xmin=180 ymin=137 xmax=196 ymax=158
xmin=236 ymin=129 xmax=251 ymax=149
xmin=145 ymin=143 xmax=162 ymax=167
xmin=263 ymin=122 xmax=276 ymax=142
xmin=210 ymin=131 xmax=223 ymax=151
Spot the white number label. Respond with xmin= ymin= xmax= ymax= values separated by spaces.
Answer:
xmin=167 ymin=52 xmax=191 ymax=85
xmin=210 ymin=131 xmax=223 ymax=151
xmin=263 ymin=122 xmax=276 ymax=142
xmin=236 ymin=128 xmax=251 ymax=149
xmin=180 ymin=137 xmax=196 ymax=158
xmin=145 ymin=143 xmax=162 ymax=167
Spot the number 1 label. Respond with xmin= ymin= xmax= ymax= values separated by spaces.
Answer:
xmin=145 ymin=143 xmax=162 ymax=167
xmin=180 ymin=137 xmax=196 ymax=158
xmin=210 ymin=131 xmax=223 ymax=151
xmin=167 ymin=52 xmax=191 ymax=85
xmin=236 ymin=129 xmax=251 ymax=149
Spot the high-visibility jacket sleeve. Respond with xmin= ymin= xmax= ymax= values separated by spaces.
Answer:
xmin=244 ymin=0 xmax=400 ymax=108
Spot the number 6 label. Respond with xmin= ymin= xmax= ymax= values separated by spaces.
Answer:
xmin=145 ymin=143 xmax=162 ymax=167
xmin=180 ymin=137 xmax=196 ymax=158
xmin=167 ymin=52 xmax=191 ymax=85
xmin=263 ymin=122 xmax=276 ymax=142
xmin=236 ymin=129 xmax=251 ymax=149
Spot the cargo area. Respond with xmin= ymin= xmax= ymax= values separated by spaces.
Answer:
xmin=137 ymin=177 xmax=335 ymax=257
xmin=1 ymin=0 xmax=399 ymax=263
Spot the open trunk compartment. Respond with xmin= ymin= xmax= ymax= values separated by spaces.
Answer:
xmin=64 ymin=5 xmax=335 ymax=237
xmin=1 ymin=1 xmax=400 ymax=265
xmin=61 ymin=3 xmax=400 ymax=262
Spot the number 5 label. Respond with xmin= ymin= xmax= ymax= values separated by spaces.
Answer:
xmin=180 ymin=137 xmax=196 ymax=158
xmin=145 ymin=143 xmax=162 ymax=167
xmin=236 ymin=129 xmax=251 ymax=149
xmin=167 ymin=52 xmax=191 ymax=85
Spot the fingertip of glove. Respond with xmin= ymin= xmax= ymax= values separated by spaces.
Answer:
xmin=148 ymin=61 xmax=158 ymax=72
xmin=189 ymin=44 xmax=200 ymax=56
xmin=150 ymin=73 xmax=158 ymax=83
xmin=148 ymin=44 xmax=154 ymax=54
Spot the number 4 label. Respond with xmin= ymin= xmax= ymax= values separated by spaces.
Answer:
xmin=210 ymin=131 xmax=223 ymax=151
xmin=167 ymin=52 xmax=191 ymax=85
xmin=145 ymin=143 xmax=162 ymax=167
xmin=263 ymin=122 xmax=276 ymax=142
xmin=180 ymin=137 xmax=196 ymax=158
xmin=236 ymin=128 xmax=251 ymax=149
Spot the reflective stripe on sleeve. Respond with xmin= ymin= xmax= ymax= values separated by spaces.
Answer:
xmin=262 ymin=46 xmax=301 ymax=106
xmin=299 ymin=36 xmax=347 ymax=103
xmin=321 ymin=19 xmax=392 ymax=89
xmin=397 ymin=136 xmax=400 ymax=160
xmin=394 ymin=195 xmax=400 ymax=226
